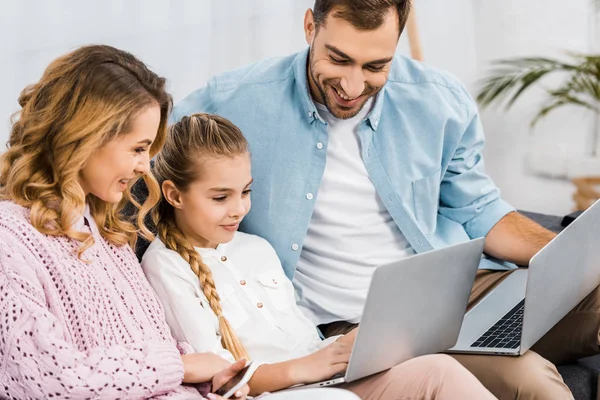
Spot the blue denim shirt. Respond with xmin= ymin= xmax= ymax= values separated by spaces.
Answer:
xmin=172 ymin=48 xmax=515 ymax=279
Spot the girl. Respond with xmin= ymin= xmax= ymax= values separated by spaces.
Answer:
xmin=141 ymin=113 xmax=496 ymax=399
xmin=0 ymin=45 xmax=249 ymax=399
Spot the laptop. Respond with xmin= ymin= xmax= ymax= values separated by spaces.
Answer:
xmin=288 ymin=237 xmax=485 ymax=390
xmin=448 ymin=199 xmax=600 ymax=356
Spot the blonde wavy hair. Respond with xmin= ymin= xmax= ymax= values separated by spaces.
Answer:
xmin=153 ymin=113 xmax=250 ymax=361
xmin=0 ymin=45 xmax=172 ymax=256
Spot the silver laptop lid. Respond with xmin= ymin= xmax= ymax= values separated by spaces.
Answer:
xmin=521 ymin=200 xmax=600 ymax=354
xmin=345 ymin=237 xmax=485 ymax=382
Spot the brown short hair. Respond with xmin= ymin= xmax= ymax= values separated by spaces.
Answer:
xmin=313 ymin=0 xmax=411 ymax=34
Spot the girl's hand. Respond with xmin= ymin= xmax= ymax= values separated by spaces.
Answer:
xmin=336 ymin=327 xmax=358 ymax=347
xmin=290 ymin=340 xmax=352 ymax=384
xmin=181 ymin=353 xmax=232 ymax=383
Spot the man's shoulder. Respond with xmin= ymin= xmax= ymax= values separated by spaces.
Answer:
xmin=387 ymin=55 xmax=473 ymax=107
xmin=208 ymin=51 xmax=302 ymax=94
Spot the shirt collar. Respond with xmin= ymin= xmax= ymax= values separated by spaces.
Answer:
xmin=73 ymin=203 xmax=92 ymax=232
xmin=366 ymin=87 xmax=385 ymax=131
xmin=293 ymin=47 xmax=385 ymax=130
xmin=195 ymin=240 xmax=230 ymax=258
xmin=293 ymin=48 xmax=323 ymax=124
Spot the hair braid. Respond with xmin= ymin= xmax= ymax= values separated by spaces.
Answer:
xmin=157 ymin=220 xmax=250 ymax=361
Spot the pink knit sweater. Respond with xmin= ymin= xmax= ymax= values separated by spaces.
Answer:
xmin=0 ymin=201 xmax=205 ymax=399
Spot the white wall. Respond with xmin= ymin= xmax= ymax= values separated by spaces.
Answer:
xmin=0 ymin=0 xmax=314 ymax=136
xmin=471 ymin=0 xmax=597 ymax=215
xmin=1 ymin=0 xmax=595 ymax=215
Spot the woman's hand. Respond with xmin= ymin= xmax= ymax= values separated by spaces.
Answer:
xmin=290 ymin=340 xmax=352 ymax=384
xmin=181 ymin=353 xmax=232 ymax=383
xmin=211 ymin=359 xmax=250 ymax=399
xmin=204 ymin=393 xmax=246 ymax=400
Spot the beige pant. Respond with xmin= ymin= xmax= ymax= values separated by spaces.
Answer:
xmin=340 ymin=354 xmax=496 ymax=400
xmin=321 ymin=268 xmax=600 ymax=399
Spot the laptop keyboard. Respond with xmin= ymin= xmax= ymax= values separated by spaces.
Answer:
xmin=471 ymin=299 xmax=525 ymax=349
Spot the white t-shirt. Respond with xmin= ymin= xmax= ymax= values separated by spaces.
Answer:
xmin=293 ymin=100 xmax=415 ymax=325
xmin=141 ymin=232 xmax=337 ymax=364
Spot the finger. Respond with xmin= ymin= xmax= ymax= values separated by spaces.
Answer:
xmin=335 ymin=353 xmax=351 ymax=363
xmin=233 ymin=383 xmax=250 ymax=398
xmin=332 ymin=344 xmax=353 ymax=357
xmin=328 ymin=362 xmax=348 ymax=377
xmin=229 ymin=358 xmax=247 ymax=371
xmin=333 ymin=342 xmax=352 ymax=352
xmin=240 ymin=383 xmax=250 ymax=395
xmin=222 ymin=359 xmax=247 ymax=379
xmin=212 ymin=359 xmax=248 ymax=391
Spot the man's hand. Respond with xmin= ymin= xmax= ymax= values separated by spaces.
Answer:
xmin=484 ymin=211 xmax=556 ymax=266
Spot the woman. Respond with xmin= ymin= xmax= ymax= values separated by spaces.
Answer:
xmin=0 ymin=44 xmax=248 ymax=399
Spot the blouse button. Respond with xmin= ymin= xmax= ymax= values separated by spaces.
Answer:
xmin=221 ymin=256 xmax=227 ymax=262
xmin=240 ymin=280 xmax=246 ymax=286
xmin=257 ymin=302 xmax=264 ymax=309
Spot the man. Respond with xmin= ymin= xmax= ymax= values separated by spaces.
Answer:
xmin=171 ymin=1 xmax=599 ymax=398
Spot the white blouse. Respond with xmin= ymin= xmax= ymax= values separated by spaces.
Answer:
xmin=141 ymin=232 xmax=335 ymax=364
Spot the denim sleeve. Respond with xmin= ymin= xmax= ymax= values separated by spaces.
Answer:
xmin=169 ymin=80 xmax=216 ymax=125
xmin=438 ymin=100 xmax=515 ymax=239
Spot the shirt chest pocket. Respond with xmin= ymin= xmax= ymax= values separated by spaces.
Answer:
xmin=412 ymin=168 xmax=441 ymax=235
xmin=256 ymin=271 xmax=295 ymax=314
xmin=218 ymin=284 xmax=249 ymax=329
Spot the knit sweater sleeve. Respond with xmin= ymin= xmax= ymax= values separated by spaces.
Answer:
xmin=0 ymin=241 xmax=185 ymax=399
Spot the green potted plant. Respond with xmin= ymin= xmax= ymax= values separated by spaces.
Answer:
xmin=476 ymin=53 xmax=600 ymax=210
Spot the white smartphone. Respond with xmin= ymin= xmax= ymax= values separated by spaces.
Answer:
xmin=215 ymin=360 xmax=255 ymax=399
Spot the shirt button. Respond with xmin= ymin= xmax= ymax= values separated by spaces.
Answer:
xmin=307 ymin=111 xmax=313 ymax=118
xmin=291 ymin=243 xmax=299 ymax=251
xmin=220 ymin=256 xmax=227 ymax=262
xmin=239 ymin=280 xmax=246 ymax=286
xmin=316 ymin=142 xmax=323 ymax=150
xmin=306 ymin=193 xmax=313 ymax=200
xmin=257 ymin=302 xmax=264 ymax=309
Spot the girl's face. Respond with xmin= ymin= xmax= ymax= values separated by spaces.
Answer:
xmin=168 ymin=152 xmax=253 ymax=249
xmin=79 ymin=105 xmax=160 ymax=203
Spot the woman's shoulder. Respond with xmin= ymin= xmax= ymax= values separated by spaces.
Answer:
xmin=0 ymin=200 xmax=31 ymax=222
xmin=0 ymin=200 xmax=40 ymax=239
xmin=0 ymin=201 xmax=53 ymax=269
